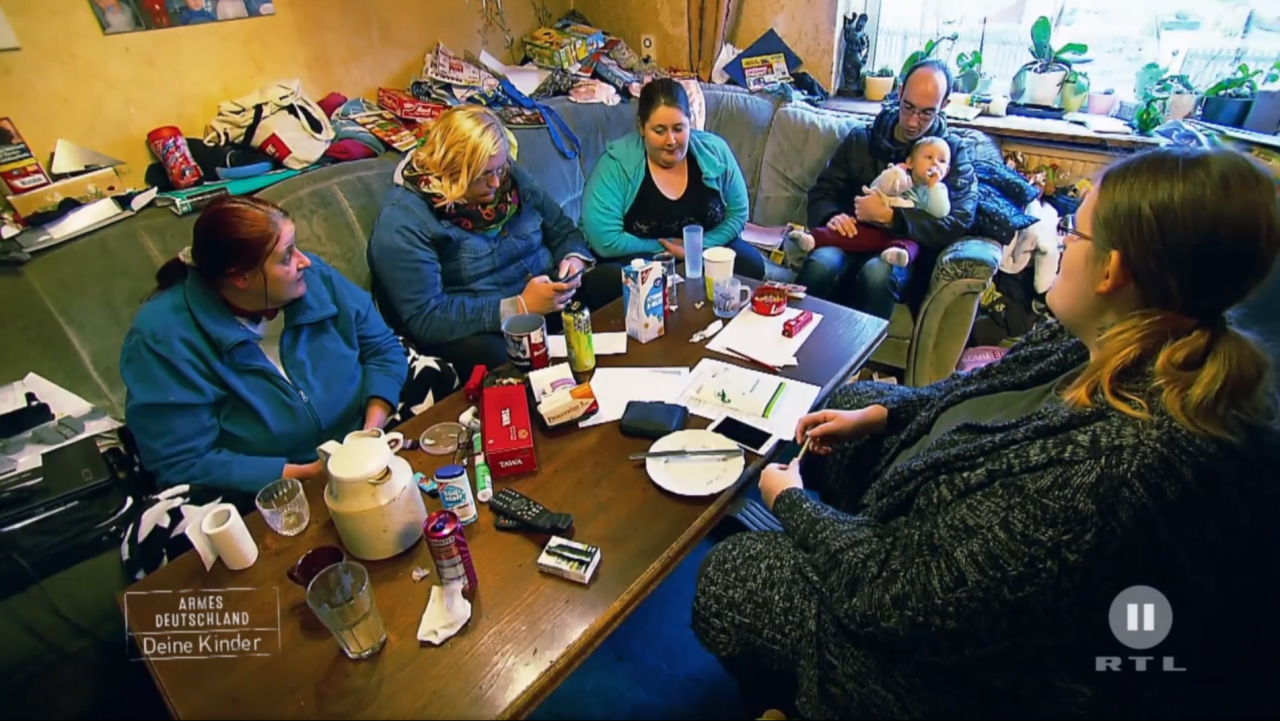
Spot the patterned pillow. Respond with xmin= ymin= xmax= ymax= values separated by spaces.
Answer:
xmin=974 ymin=160 xmax=1041 ymax=206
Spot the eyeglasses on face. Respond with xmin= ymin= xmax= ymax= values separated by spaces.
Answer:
xmin=470 ymin=163 xmax=509 ymax=187
xmin=899 ymin=100 xmax=938 ymax=122
xmin=1058 ymin=214 xmax=1093 ymax=243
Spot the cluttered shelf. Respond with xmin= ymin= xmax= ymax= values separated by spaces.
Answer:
xmin=823 ymin=97 xmax=1164 ymax=151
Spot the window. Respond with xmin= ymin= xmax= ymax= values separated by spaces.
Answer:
xmin=862 ymin=0 xmax=1280 ymax=102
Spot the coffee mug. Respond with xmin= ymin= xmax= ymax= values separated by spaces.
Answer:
xmin=288 ymin=545 xmax=346 ymax=587
xmin=501 ymin=313 xmax=550 ymax=371
xmin=712 ymin=277 xmax=752 ymax=319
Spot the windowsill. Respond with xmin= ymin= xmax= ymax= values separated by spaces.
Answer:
xmin=823 ymin=97 xmax=1165 ymax=151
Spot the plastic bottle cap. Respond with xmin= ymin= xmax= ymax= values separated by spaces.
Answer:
xmin=436 ymin=464 xmax=465 ymax=480
xmin=630 ymin=258 xmax=645 ymax=268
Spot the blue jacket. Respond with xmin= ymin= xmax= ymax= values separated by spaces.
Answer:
xmin=120 ymin=253 xmax=408 ymax=494
xmin=582 ymin=129 xmax=750 ymax=258
xmin=367 ymin=162 xmax=593 ymax=348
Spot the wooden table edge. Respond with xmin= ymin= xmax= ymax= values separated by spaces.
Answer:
xmin=503 ymin=318 xmax=887 ymax=720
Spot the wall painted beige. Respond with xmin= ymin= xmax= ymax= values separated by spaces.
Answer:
xmin=574 ymin=0 xmax=690 ymax=71
xmin=574 ymin=0 xmax=849 ymax=90
xmin=0 ymin=0 xmax=570 ymax=181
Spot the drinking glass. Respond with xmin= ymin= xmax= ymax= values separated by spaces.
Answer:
xmin=683 ymin=225 xmax=704 ymax=278
xmin=255 ymin=478 xmax=309 ymax=536
xmin=653 ymin=251 xmax=679 ymax=311
xmin=306 ymin=562 xmax=388 ymax=660
xmin=712 ymin=277 xmax=752 ymax=319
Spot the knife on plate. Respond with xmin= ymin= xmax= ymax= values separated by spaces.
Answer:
xmin=629 ymin=448 xmax=743 ymax=460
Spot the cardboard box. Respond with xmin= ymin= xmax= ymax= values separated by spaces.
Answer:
xmin=557 ymin=23 xmax=605 ymax=55
xmin=0 ymin=117 xmax=52 ymax=197
xmin=482 ymin=383 xmax=537 ymax=479
xmin=537 ymin=536 xmax=601 ymax=585
xmin=523 ymin=27 xmax=585 ymax=70
xmin=376 ymin=88 xmax=449 ymax=123
xmin=5 ymin=166 xmax=124 ymax=219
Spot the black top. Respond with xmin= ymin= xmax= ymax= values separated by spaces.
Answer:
xmin=623 ymin=152 xmax=726 ymax=240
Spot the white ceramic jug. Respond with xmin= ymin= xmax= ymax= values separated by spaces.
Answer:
xmin=318 ymin=429 xmax=427 ymax=561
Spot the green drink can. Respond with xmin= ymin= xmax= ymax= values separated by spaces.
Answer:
xmin=562 ymin=301 xmax=596 ymax=372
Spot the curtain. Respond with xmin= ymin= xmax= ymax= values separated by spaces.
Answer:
xmin=689 ymin=0 xmax=735 ymax=80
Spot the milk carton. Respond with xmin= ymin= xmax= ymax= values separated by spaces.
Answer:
xmin=622 ymin=258 xmax=666 ymax=344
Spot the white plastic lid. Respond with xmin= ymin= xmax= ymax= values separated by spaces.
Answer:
xmin=630 ymin=258 xmax=645 ymax=268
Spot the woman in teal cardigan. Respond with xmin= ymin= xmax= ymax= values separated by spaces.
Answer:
xmin=581 ymin=79 xmax=766 ymax=280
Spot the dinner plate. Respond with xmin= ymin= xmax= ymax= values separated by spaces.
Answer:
xmin=645 ymin=429 xmax=746 ymax=497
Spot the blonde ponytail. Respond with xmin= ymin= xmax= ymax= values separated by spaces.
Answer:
xmin=1063 ymin=310 xmax=1274 ymax=442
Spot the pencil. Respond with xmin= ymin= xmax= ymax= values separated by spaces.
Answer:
xmin=726 ymin=346 xmax=781 ymax=373
xmin=795 ymin=435 xmax=811 ymax=464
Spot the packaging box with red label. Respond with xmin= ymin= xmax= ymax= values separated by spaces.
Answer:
xmin=0 ymin=117 xmax=53 ymax=197
xmin=482 ymin=383 xmax=537 ymax=479
xmin=377 ymin=88 xmax=449 ymax=123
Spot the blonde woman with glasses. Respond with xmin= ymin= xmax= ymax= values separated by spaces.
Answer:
xmin=368 ymin=105 xmax=622 ymax=379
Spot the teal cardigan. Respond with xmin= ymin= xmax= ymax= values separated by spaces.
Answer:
xmin=582 ymin=130 xmax=749 ymax=257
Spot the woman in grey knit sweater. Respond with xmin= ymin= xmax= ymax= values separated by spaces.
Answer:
xmin=693 ymin=146 xmax=1280 ymax=720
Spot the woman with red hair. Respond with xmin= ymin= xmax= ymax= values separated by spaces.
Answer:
xmin=120 ymin=196 xmax=408 ymax=494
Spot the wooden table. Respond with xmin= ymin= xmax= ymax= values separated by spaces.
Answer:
xmin=121 ymin=276 xmax=887 ymax=720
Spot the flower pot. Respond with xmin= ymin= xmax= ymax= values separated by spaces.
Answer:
xmin=1061 ymin=82 xmax=1089 ymax=112
xmin=1025 ymin=69 xmax=1067 ymax=106
xmin=864 ymin=75 xmax=895 ymax=102
xmin=1167 ymin=93 xmax=1197 ymax=120
xmin=1086 ymin=93 xmax=1118 ymax=116
xmin=1201 ymin=96 xmax=1254 ymax=128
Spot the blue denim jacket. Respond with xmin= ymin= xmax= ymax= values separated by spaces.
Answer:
xmin=367 ymin=161 xmax=592 ymax=348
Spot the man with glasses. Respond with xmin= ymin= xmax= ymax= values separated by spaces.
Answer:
xmin=797 ymin=59 xmax=978 ymax=321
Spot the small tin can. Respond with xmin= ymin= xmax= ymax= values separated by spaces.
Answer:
xmin=435 ymin=464 xmax=477 ymax=525
xmin=423 ymin=510 xmax=478 ymax=596
xmin=562 ymin=301 xmax=596 ymax=372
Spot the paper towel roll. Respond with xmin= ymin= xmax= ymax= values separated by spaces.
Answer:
xmin=200 ymin=504 xmax=259 ymax=570
xmin=988 ymin=96 xmax=1010 ymax=117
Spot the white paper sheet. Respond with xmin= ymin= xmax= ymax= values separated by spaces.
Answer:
xmin=705 ymin=307 xmax=823 ymax=368
xmin=479 ymin=49 xmax=551 ymax=97
xmin=580 ymin=367 xmax=690 ymax=428
xmin=548 ymin=332 xmax=628 ymax=358
xmin=677 ymin=359 xmax=821 ymax=440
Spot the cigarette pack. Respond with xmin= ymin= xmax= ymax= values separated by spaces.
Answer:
xmin=537 ymin=536 xmax=600 ymax=585
xmin=482 ymin=383 xmax=537 ymax=479
xmin=376 ymin=88 xmax=449 ymax=123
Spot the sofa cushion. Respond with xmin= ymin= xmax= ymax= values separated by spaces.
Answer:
xmin=754 ymin=104 xmax=870 ymax=226
xmin=702 ymin=86 xmax=780 ymax=209
xmin=257 ymin=155 xmax=400 ymax=289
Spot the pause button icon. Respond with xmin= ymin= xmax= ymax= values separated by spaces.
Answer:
xmin=1127 ymin=603 xmax=1156 ymax=632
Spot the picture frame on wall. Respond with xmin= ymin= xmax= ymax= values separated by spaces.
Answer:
xmin=87 ymin=0 xmax=276 ymax=35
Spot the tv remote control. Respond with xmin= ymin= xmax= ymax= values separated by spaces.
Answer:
xmin=490 ymin=487 xmax=572 ymax=533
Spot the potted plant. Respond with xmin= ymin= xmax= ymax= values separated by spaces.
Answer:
xmin=1086 ymin=87 xmax=1118 ymax=116
xmin=1200 ymin=63 xmax=1263 ymax=128
xmin=864 ymin=66 xmax=896 ymax=102
xmin=1061 ymin=69 xmax=1090 ymax=112
xmin=1011 ymin=15 xmax=1089 ymax=107
xmin=951 ymin=50 xmax=993 ymax=107
xmin=898 ymin=32 xmax=958 ymax=91
xmin=1152 ymin=74 xmax=1198 ymax=120
xmin=1131 ymin=96 xmax=1169 ymax=136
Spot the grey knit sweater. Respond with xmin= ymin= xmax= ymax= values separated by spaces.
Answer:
xmin=767 ymin=320 xmax=1280 ymax=719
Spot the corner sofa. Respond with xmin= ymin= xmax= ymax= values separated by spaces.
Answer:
xmin=1 ymin=85 xmax=1001 ymax=422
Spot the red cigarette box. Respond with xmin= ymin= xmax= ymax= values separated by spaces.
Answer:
xmin=377 ymin=88 xmax=449 ymax=122
xmin=482 ymin=384 xmax=537 ymax=479
xmin=783 ymin=310 xmax=814 ymax=338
